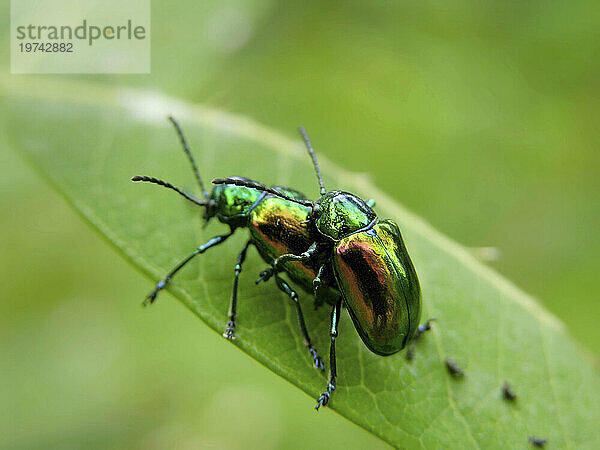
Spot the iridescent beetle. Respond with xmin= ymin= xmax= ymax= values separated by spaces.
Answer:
xmin=132 ymin=117 xmax=432 ymax=409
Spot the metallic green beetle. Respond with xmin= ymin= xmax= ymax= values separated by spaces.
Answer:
xmin=133 ymin=117 xmax=431 ymax=410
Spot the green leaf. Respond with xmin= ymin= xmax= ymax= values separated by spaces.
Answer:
xmin=3 ymin=77 xmax=599 ymax=449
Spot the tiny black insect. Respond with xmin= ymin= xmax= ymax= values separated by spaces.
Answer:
xmin=406 ymin=318 xmax=436 ymax=361
xmin=529 ymin=436 xmax=548 ymax=447
xmin=445 ymin=358 xmax=465 ymax=378
xmin=502 ymin=381 xmax=517 ymax=401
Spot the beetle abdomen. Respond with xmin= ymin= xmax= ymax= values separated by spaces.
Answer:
xmin=332 ymin=220 xmax=421 ymax=355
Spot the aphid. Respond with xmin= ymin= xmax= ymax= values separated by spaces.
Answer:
xmin=529 ymin=436 xmax=548 ymax=447
xmin=502 ymin=381 xmax=517 ymax=401
xmin=445 ymin=358 xmax=465 ymax=378
xmin=133 ymin=117 xmax=430 ymax=409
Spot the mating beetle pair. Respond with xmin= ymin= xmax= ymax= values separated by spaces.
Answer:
xmin=133 ymin=117 xmax=431 ymax=409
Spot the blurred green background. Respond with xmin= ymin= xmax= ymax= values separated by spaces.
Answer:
xmin=1 ymin=1 xmax=598 ymax=448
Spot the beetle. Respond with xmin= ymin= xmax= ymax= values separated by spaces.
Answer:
xmin=132 ymin=116 xmax=431 ymax=409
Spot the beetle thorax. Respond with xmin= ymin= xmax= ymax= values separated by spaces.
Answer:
xmin=314 ymin=191 xmax=377 ymax=240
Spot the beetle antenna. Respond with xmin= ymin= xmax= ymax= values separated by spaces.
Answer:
xmin=168 ymin=116 xmax=209 ymax=200
xmin=212 ymin=177 xmax=314 ymax=208
xmin=132 ymin=176 xmax=209 ymax=207
xmin=298 ymin=126 xmax=326 ymax=196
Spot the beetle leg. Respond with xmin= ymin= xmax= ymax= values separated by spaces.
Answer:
xmin=143 ymin=231 xmax=234 ymax=306
xmin=367 ymin=198 xmax=376 ymax=208
xmin=312 ymin=264 xmax=325 ymax=295
xmin=223 ymin=240 xmax=252 ymax=340
xmin=274 ymin=242 xmax=319 ymax=270
xmin=312 ymin=264 xmax=326 ymax=310
xmin=316 ymin=299 xmax=342 ymax=410
xmin=274 ymin=274 xmax=325 ymax=372
xmin=406 ymin=318 xmax=436 ymax=361
xmin=256 ymin=242 xmax=320 ymax=285
xmin=255 ymin=267 xmax=274 ymax=284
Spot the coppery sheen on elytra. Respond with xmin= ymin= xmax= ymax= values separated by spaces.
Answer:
xmin=333 ymin=220 xmax=421 ymax=355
